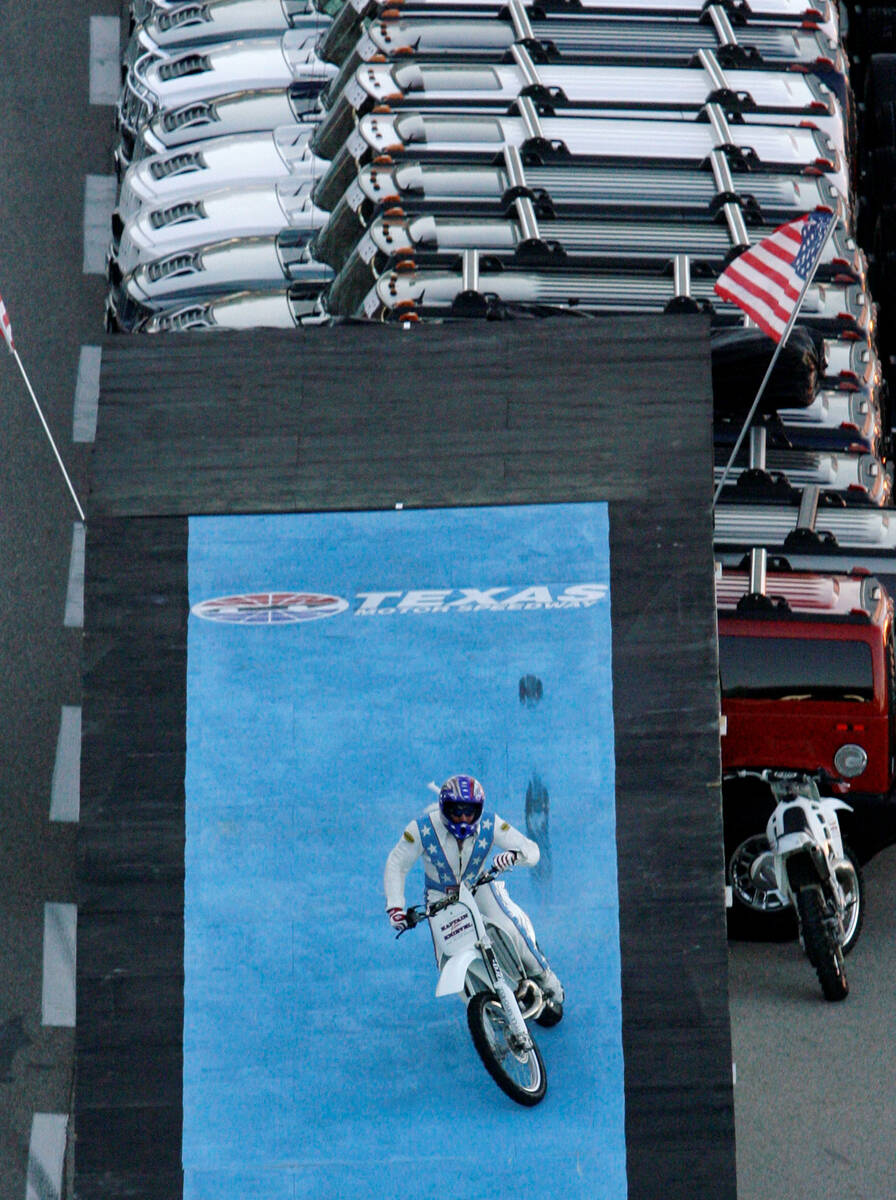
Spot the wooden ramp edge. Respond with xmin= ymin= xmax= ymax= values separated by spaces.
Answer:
xmin=77 ymin=317 xmax=735 ymax=1200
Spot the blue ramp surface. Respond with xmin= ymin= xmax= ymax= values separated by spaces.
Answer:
xmin=185 ymin=503 xmax=623 ymax=1199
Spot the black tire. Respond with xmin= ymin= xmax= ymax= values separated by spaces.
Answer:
xmin=877 ymin=249 xmax=896 ymax=299
xmin=466 ymin=991 xmax=547 ymax=1106
xmin=874 ymin=206 xmax=896 ymax=259
xmin=855 ymin=194 xmax=876 ymax=250
xmin=874 ymin=100 xmax=896 ymax=149
xmin=865 ymin=57 xmax=896 ymax=150
xmin=796 ymin=887 xmax=849 ymax=1002
xmin=869 ymin=208 xmax=896 ymax=295
xmin=862 ymin=146 xmax=896 ymax=209
xmin=866 ymin=54 xmax=896 ymax=110
xmin=849 ymin=7 xmax=896 ymax=57
xmin=838 ymin=844 xmax=865 ymax=956
xmin=534 ymin=997 xmax=563 ymax=1027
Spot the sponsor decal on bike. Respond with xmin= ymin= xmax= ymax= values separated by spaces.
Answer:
xmin=191 ymin=591 xmax=349 ymax=624
xmin=440 ymin=913 xmax=475 ymax=941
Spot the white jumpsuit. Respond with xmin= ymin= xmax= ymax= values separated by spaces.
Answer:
xmin=383 ymin=802 xmax=560 ymax=992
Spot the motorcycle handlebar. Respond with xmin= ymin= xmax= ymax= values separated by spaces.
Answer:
xmin=726 ymin=768 xmax=815 ymax=783
xmin=725 ymin=767 xmax=836 ymax=786
xmin=724 ymin=767 xmax=847 ymax=797
xmin=396 ymin=864 xmax=510 ymax=937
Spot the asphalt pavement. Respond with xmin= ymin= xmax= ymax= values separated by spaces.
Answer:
xmin=0 ymin=4 xmax=119 ymax=1196
xmin=729 ymin=843 xmax=896 ymax=1200
xmin=0 ymin=3 xmax=894 ymax=1199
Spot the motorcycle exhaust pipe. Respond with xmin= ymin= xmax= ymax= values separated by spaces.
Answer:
xmin=515 ymin=979 xmax=545 ymax=1021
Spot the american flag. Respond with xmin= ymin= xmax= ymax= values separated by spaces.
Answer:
xmin=0 ymin=291 xmax=13 ymax=352
xmin=713 ymin=209 xmax=835 ymax=343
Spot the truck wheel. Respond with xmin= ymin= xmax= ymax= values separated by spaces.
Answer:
xmin=850 ymin=7 xmax=896 ymax=57
xmin=861 ymin=146 xmax=896 ymax=210
xmin=865 ymin=56 xmax=896 ymax=148
xmin=866 ymin=55 xmax=896 ymax=107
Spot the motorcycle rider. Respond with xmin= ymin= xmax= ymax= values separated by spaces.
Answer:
xmin=383 ymin=774 xmax=564 ymax=1003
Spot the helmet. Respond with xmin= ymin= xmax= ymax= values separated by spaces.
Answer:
xmin=438 ymin=774 xmax=485 ymax=840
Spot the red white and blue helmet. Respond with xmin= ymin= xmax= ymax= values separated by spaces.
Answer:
xmin=438 ymin=774 xmax=485 ymax=840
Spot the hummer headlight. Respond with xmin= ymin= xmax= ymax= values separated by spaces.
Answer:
xmin=834 ymin=744 xmax=868 ymax=779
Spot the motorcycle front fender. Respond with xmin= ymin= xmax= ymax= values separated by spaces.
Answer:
xmin=436 ymin=948 xmax=480 ymax=997
xmin=774 ymin=831 xmax=816 ymax=859
xmin=819 ymin=798 xmax=852 ymax=861
xmin=780 ymin=846 xmax=826 ymax=895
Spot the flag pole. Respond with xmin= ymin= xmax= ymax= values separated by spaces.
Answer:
xmin=12 ymin=348 xmax=86 ymax=522
xmin=712 ymin=214 xmax=838 ymax=510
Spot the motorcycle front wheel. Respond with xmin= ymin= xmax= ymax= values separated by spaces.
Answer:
xmin=837 ymin=844 xmax=865 ymax=955
xmin=466 ymin=991 xmax=547 ymax=1106
xmin=796 ymin=887 xmax=849 ymax=1002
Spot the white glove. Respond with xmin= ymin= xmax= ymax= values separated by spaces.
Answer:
xmin=387 ymin=906 xmax=409 ymax=932
xmin=493 ymin=850 xmax=519 ymax=872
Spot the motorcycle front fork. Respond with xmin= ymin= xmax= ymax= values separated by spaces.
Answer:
xmin=796 ymin=884 xmax=846 ymax=949
xmin=466 ymin=945 xmax=536 ymax=1047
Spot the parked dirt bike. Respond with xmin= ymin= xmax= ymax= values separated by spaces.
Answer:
xmin=399 ymin=865 xmax=561 ymax=1106
xmin=735 ymin=770 xmax=864 ymax=1001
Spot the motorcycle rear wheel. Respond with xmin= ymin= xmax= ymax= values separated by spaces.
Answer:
xmin=796 ymin=887 xmax=849 ymax=1002
xmin=467 ymin=991 xmax=547 ymax=1106
xmin=535 ymin=997 xmax=563 ymax=1027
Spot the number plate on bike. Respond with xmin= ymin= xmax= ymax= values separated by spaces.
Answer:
xmin=431 ymin=903 xmax=475 ymax=956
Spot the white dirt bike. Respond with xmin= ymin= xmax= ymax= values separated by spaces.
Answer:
xmin=399 ymin=865 xmax=561 ymax=1106
xmin=737 ymin=770 xmax=864 ymax=1002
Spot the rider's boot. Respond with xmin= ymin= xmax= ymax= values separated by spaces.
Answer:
xmin=532 ymin=967 xmax=564 ymax=1004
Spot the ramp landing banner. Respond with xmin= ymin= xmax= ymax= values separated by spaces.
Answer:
xmin=185 ymin=503 xmax=623 ymax=1199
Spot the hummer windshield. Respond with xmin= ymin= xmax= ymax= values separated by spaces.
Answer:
xmin=719 ymin=635 xmax=875 ymax=701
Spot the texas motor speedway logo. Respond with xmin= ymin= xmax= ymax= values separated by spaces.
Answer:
xmin=354 ymin=584 xmax=607 ymax=614
xmin=192 ymin=584 xmax=607 ymax=623
xmin=191 ymin=592 xmax=350 ymax=624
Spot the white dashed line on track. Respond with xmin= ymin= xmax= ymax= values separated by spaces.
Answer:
xmin=41 ymin=904 xmax=77 ymax=1028
xmin=83 ymin=175 xmax=117 ymax=275
xmin=89 ymin=16 xmax=121 ymax=106
xmin=50 ymin=707 xmax=81 ymax=823
xmin=63 ymin=524 xmax=86 ymax=629
xmin=26 ymin=1113 xmax=68 ymax=1200
xmin=73 ymin=346 xmax=101 ymax=443
xmin=24 ymin=12 xmax=108 ymax=1198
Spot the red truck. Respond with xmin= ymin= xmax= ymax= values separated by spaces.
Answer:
xmin=717 ymin=560 xmax=896 ymax=933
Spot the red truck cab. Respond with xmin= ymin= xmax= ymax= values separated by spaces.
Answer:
xmin=718 ymin=568 xmax=896 ymax=800
xmin=718 ymin=565 xmax=896 ymax=933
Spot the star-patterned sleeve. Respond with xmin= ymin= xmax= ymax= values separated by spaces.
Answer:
xmin=492 ymin=815 xmax=540 ymax=866
xmin=384 ymin=819 xmax=424 ymax=910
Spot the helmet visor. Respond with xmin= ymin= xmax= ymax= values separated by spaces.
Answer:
xmin=442 ymin=800 xmax=481 ymax=824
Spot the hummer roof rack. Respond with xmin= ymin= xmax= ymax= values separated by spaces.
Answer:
xmin=317 ymin=0 xmax=840 ymax=66
xmin=714 ymin=426 xmax=889 ymax=507
xmin=317 ymin=2 xmax=845 ymax=78
xmin=716 ymin=549 xmax=884 ymax=622
xmin=714 ymin=492 xmax=896 ymax=573
xmin=313 ymin=49 xmax=846 ymax=163
xmin=349 ymin=242 xmax=867 ymax=337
